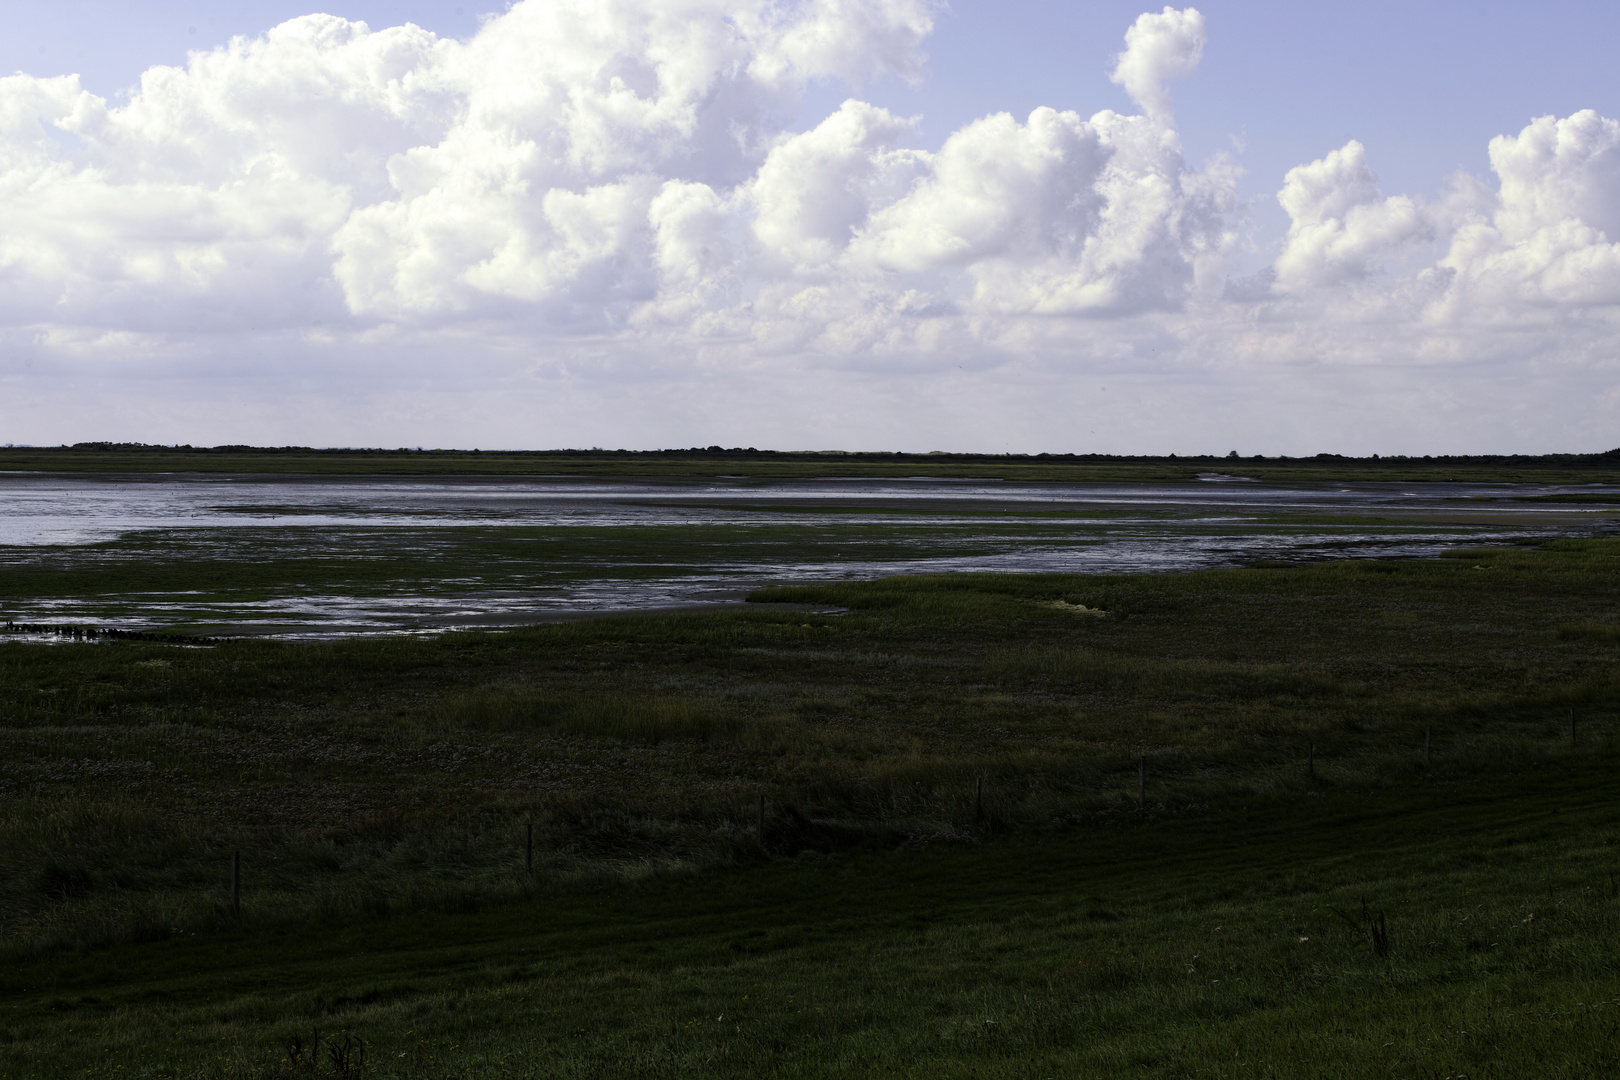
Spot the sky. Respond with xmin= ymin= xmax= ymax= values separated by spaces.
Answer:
xmin=2 ymin=0 xmax=1618 ymax=454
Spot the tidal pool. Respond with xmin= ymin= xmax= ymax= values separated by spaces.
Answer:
xmin=0 ymin=472 xmax=1614 ymax=638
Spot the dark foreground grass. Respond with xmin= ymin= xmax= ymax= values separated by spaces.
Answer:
xmin=2 ymin=758 xmax=1619 ymax=1078
xmin=3 ymin=538 xmax=1620 ymax=1074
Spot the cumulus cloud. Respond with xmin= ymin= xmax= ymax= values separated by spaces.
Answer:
xmin=1109 ymin=6 xmax=1205 ymax=121
xmin=1273 ymin=140 xmax=1431 ymax=292
xmin=0 ymin=1 xmax=1617 ymax=453
xmin=0 ymin=0 xmax=1235 ymax=340
xmin=1435 ymin=110 xmax=1620 ymax=312
xmin=326 ymin=0 xmax=937 ymax=320
xmin=853 ymin=107 xmax=1236 ymax=314
xmin=0 ymin=17 xmax=449 ymax=329
xmin=747 ymin=99 xmax=924 ymax=277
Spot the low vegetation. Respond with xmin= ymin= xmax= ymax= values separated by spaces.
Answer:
xmin=2 ymin=538 xmax=1619 ymax=1075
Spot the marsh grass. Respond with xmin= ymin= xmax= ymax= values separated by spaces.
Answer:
xmin=433 ymin=688 xmax=771 ymax=745
xmin=1 ymin=538 xmax=1617 ymax=961
xmin=1559 ymin=622 xmax=1620 ymax=644
xmin=3 ymin=539 xmax=1620 ymax=1073
xmin=5 ymin=757 xmax=1620 ymax=1078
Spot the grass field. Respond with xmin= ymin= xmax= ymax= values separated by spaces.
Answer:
xmin=4 ymin=760 xmax=1619 ymax=1078
xmin=2 ymin=536 xmax=1619 ymax=1076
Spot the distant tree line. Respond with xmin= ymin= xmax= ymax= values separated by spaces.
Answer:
xmin=43 ymin=441 xmax=1620 ymax=464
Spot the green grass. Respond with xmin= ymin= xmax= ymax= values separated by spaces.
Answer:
xmin=4 ymin=538 xmax=1620 ymax=1075
xmin=2 ymin=760 xmax=1619 ymax=1077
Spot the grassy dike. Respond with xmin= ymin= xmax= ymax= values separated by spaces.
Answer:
xmin=2 ymin=539 xmax=1620 ymax=1076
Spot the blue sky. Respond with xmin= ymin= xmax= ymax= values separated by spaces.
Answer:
xmin=1 ymin=2 xmax=1617 ymax=452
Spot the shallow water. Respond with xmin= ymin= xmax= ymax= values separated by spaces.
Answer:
xmin=1 ymin=472 xmax=1614 ymax=638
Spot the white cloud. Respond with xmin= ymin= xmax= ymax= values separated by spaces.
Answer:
xmin=750 ymin=0 xmax=938 ymax=86
xmin=641 ymin=180 xmax=735 ymax=322
xmin=853 ymin=106 xmax=1237 ymax=314
xmin=747 ymin=99 xmax=924 ymax=276
xmin=0 ymin=0 xmax=1230 ymax=338
xmin=1435 ymin=111 xmax=1620 ymax=312
xmin=0 ymin=2 xmax=1617 ymax=453
xmin=1273 ymin=140 xmax=1431 ymax=292
xmin=1490 ymin=110 xmax=1620 ymax=242
xmin=1109 ymin=6 xmax=1205 ymax=121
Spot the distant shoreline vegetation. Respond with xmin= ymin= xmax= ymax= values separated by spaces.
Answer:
xmin=3 ymin=443 xmax=1620 ymax=483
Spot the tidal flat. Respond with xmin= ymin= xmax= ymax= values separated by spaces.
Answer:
xmin=2 ymin=500 xmax=1620 ymax=1075
xmin=2 ymin=467 xmax=1616 ymax=637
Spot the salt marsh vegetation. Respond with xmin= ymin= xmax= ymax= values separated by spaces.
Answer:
xmin=2 ymin=539 xmax=1617 ymax=951
xmin=2 ymin=519 xmax=1619 ymax=1077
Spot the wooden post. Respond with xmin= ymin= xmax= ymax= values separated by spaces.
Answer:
xmin=1308 ymin=741 xmax=1316 ymax=783
xmin=1424 ymin=726 xmax=1431 ymax=768
xmin=975 ymin=777 xmax=983 ymax=822
xmin=1138 ymin=756 xmax=1146 ymax=811
xmin=230 ymin=850 xmax=240 ymax=916
xmin=525 ymin=820 xmax=533 ymax=874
